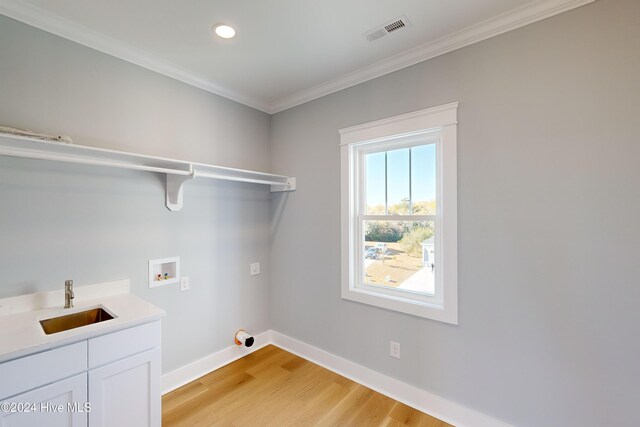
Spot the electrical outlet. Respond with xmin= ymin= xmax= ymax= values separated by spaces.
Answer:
xmin=390 ymin=341 xmax=401 ymax=359
xmin=180 ymin=276 xmax=190 ymax=291
xmin=250 ymin=262 xmax=260 ymax=276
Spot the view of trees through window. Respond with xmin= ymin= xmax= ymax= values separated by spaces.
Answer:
xmin=362 ymin=143 xmax=437 ymax=295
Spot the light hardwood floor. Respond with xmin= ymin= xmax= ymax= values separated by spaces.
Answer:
xmin=162 ymin=345 xmax=451 ymax=427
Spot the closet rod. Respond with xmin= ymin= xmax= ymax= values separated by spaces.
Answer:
xmin=190 ymin=161 xmax=291 ymax=180
xmin=194 ymin=170 xmax=291 ymax=187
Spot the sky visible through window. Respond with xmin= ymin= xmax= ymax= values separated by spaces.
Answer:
xmin=365 ymin=143 xmax=436 ymax=212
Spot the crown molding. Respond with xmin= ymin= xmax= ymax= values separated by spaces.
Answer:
xmin=0 ymin=0 xmax=595 ymax=115
xmin=0 ymin=0 xmax=271 ymax=113
xmin=268 ymin=0 xmax=596 ymax=114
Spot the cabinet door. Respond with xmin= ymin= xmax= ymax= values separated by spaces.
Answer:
xmin=0 ymin=373 xmax=88 ymax=427
xmin=88 ymin=348 xmax=160 ymax=427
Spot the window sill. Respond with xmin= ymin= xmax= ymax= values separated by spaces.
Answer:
xmin=341 ymin=286 xmax=458 ymax=325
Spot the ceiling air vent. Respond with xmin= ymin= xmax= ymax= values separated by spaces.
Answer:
xmin=363 ymin=15 xmax=411 ymax=42
xmin=385 ymin=20 xmax=406 ymax=33
xmin=366 ymin=28 xmax=388 ymax=42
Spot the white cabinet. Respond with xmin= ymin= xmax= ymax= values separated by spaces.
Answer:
xmin=0 ymin=341 xmax=87 ymax=401
xmin=88 ymin=348 xmax=160 ymax=427
xmin=0 ymin=320 xmax=161 ymax=427
xmin=0 ymin=373 xmax=87 ymax=427
xmin=86 ymin=320 xmax=161 ymax=427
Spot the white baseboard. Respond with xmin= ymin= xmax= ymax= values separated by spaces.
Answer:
xmin=162 ymin=329 xmax=510 ymax=427
xmin=161 ymin=330 xmax=272 ymax=394
xmin=270 ymin=331 xmax=511 ymax=427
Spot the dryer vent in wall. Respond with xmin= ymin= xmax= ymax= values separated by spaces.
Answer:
xmin=235 ymin=330 xmax=254 ymax=347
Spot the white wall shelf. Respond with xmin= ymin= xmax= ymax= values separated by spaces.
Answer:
xmin=0 ymin=134 xmax=296 ymax=211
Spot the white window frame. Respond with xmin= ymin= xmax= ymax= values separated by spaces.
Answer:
xmin=339 ymin=102 xmax=458 ymax=325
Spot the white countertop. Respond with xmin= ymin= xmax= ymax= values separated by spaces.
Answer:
xmin=0 ymin=280 xmax=164 ymax=363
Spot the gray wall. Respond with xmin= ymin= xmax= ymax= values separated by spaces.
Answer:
xmin=0 ymin=15 xmax=272 ymax=374
xmin=2 ymin=0 xmax=640 ymax=425
xmin=270 ymin=0 xmax=640 ymax=426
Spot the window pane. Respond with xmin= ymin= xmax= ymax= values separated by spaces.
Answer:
xmin=363 ymin=220 xmax=435 ymax=295
xmin=411 ymin=144 xmax=437 ymax=215
xmin=365 ymin=152 xmax=386 ymax=214
xmin=386 ymin=148 xmax=410 ymax=214
xmin=365 ymin=144 xmax=436 ymax=216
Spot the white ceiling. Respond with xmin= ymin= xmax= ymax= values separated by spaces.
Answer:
xmin=0 ymin=0 xmax=593 ymax=113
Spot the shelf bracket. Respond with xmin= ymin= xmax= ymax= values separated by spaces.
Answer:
xmin=166 ymin=168 xmax=195 ymax=211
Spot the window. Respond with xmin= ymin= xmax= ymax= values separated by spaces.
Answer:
xmin=340 ymin=103 xmax=458 ymax=324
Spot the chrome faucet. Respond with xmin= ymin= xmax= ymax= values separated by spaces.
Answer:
xmin=64 ymin=280 xmax=74 ymax=309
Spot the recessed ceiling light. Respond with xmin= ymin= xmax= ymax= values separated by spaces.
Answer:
xmin=214 ymin=24 xmax=236 ymax=39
